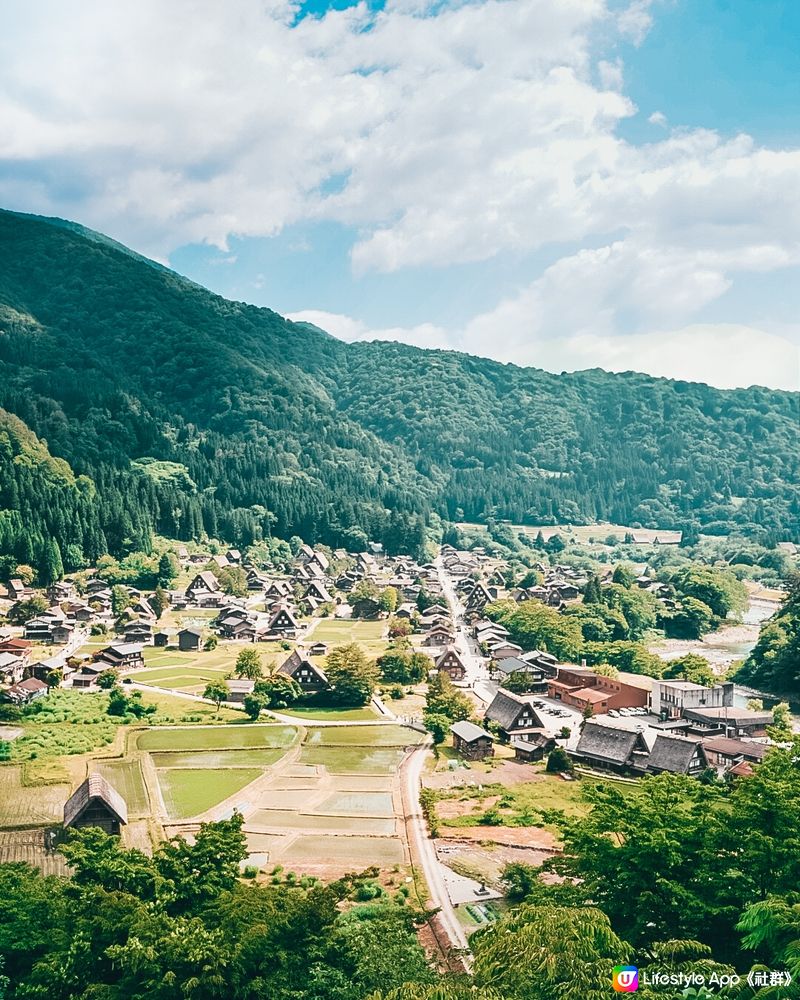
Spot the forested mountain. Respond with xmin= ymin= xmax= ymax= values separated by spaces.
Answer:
xmin=0 ymin=208 xmax=798 ymax=577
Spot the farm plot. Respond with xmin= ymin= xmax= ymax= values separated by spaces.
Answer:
xmin=0 ymin=767 xmax=69 ymax=828
xmin=157 ymin=767 xmax=263 ymax=819
xmin=299 ymin=746 xmax=407 ymax=774
xmin=136 ymin=724 xmax=297 ymax=752
xmin=316 ymin=791 xmax=394 ymax=816
xmin=150 ymin=748 xmax=286 ymax=768
xmin=92 ymin=759 xmax=149 ymax=816
xmin=248 ymin=810 xmax=396 ymax=835
xmin=0 ymin=830 xmax=71 ymax=876
xmin=280 ymin=705 xmax=378 ymax=722
xmin=282 ymin=834 xmax=403 ymax=865
xmin=305 ymin=725 xmax=419 ymax=747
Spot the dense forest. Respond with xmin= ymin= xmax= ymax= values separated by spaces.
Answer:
xmin=735 ymin=575 xmax=800 ymax=695
xmin=4 ymin=745 xmax=800 ymax=1000
xmin=0 ymin=209 xmax=798 ymax=577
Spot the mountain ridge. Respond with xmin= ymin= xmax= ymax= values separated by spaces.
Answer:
xmin=0 ymin=207 xmax=797 ymax=577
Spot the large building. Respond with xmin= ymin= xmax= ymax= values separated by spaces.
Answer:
xmin=548 ymin=665 xmax=649 ymax=714
xmin=651 ymin=680 xmax=734 ymax=720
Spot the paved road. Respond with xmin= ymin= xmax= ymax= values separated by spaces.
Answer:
xmin=402 ymin=740 xmax=471 ymax=962
xmin=434 ymin=554 xmax=490 ymax=691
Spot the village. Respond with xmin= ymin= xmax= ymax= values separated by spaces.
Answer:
xmin=0 ymin=529 xmax=793 ymax=949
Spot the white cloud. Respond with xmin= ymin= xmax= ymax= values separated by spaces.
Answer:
xmin=562 ymin=324 xmax=800 ymax=390
xmin=287 ymin=309 xmax=450 ymax=350
xmin=1 ymin=0 xmax=799 ymax=389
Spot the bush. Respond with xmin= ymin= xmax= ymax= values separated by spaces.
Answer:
xmin=546 ymin=746 xmax=573 ymax=774
xmin=242 ymin=865 xmax=259 ymax=879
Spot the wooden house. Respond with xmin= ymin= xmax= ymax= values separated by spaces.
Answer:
xmin=278 ymin=650 xmax=328 ymax=692
xmin=1 ymin=677 xmax=49 ymax=705
xmin=0 ymin=651 xmax=25 ymax=685
xmin=571 ymin=721 xmax=650 ymax=774
xmin=63 ymin=774 xmax=127 ymax=835
xmin=94 ymin=643 xmax=145 ymax=671
xmin=178 ymin=628 xmax=202 ymax=652
xmin=484 ymin=689 xmax=545 ymax=741
xmin=646 ymin=734 xmax=708 ymax=776
xmin=451 ymin=720 xmax=495 ymax=760
xmin=512 ymin=733 xmax=556 ymax=763
xmin=435 ymin=646 xmax=467 ymax=682
xmin=266 ymin=606 xmax=299 ymax=638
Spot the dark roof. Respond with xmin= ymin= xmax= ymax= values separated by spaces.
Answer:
xmin=435 ymin=646 xmax=466 ymax=669
xmin=484 ymin=689 xmax=543 ymax=732
xmin=279 ymin=653 xmax=327 ymax=683
xmin=575 ymin=722 xmax=648 ymax=765
xmin=9 ymin=677 xmax=48 ymax=694
xmin=451 ymin=720 xmax=494 ymax=743
xmin=646 ymin=735 xmax=706 ymax=774
xmin=702 ymin=737 xmax=768 ymax=761
xmin=64 ymin=773 xmax=128 ymax=828
xmin=684 ymin=706 xmax=772 ymax=725
xmin=493 ymin=656 xmax=543 ymax=676
xmin=178 ymin=627 xmax=203 ymax=638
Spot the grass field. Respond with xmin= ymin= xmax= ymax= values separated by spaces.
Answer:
xmin=93 ymin=759 xmax=149 ymax=815
xmin=136 ymin=724 xmax=297 ymax=752
xmin=299 ymin=745 xmax=407 ymax=774
xmin=305 ymin=725 xmax=419 ymax=747
xmin=437 ymin=769 xmax=639 ymax=829
xmin=158 ymin=767 xmax=263 ymax=818
xmin=132 ymin=690 xmax=242 ymax=723
xmin=306 ymin=619 xmax=389 ymax=658
xmin=308 ymin=619 xmax=385 ymax=642
xmin=150 ymin=749 xmax=287 ymax=768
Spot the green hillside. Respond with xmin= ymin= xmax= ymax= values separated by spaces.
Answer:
xmin=0 ymin=208 xmax=797 ymax=576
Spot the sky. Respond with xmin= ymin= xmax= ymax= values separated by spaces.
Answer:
xmin=1 ymin=0 xmax=799 ymax=390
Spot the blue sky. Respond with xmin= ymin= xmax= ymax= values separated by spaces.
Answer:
xmin=1 ymin=0 xmax=798 ymax=388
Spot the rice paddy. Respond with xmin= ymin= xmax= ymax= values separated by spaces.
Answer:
xmin=93 ymin=759 xmax=149 ymax=815
xmin=157 ymin=767 xmax=263 ymax=819
xmin=136 ymin=724 xmax=297 ymax=752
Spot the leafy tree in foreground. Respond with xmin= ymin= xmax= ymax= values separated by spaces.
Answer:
xmin=425 ymin=671 xmax=473 ymax=722
xmin=235 ymin=646 xmax=263 ymax=680
xmin=204 ymin=678 xmax=230 ymax=710
xmin=325 ymin=643 xmax=380 ymax=706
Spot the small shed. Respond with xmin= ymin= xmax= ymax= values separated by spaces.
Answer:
xmin=451 ymin=720 xmax=495 ymax=761
xmin=178 ymin=627 xmax=202 ymax=652
xmin=226 ymin=678 xmax=256 ymax=703
xmin=153 ymin=631 xmax=170 ymax=648
xmin=512 ymin=733 xmax=556 ymax=763
xmin=63 ymin=773 xmax=128 ymax=835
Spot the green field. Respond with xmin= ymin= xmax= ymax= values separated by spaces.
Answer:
xmin=157 ymin=767 xmax=263 ymax=819
xmin=280 ymin=705 xmax=378 ymax=722
xmin=306 ymin=619 xmax=388 ymax=658
xmin=137 ymin=724 xmax=297 ymax=752
xmin=150 ymin=749 xmax=286 ymax=768
xmin=93 ymin=759 xmax=149 ymax=815
xmin=305 ymin=725 xmax=418 ymax=747
xmin=299 ymin=745 xmax=407 ymax=774
xmin=308 ymin=619 xmax=385 ymax=642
